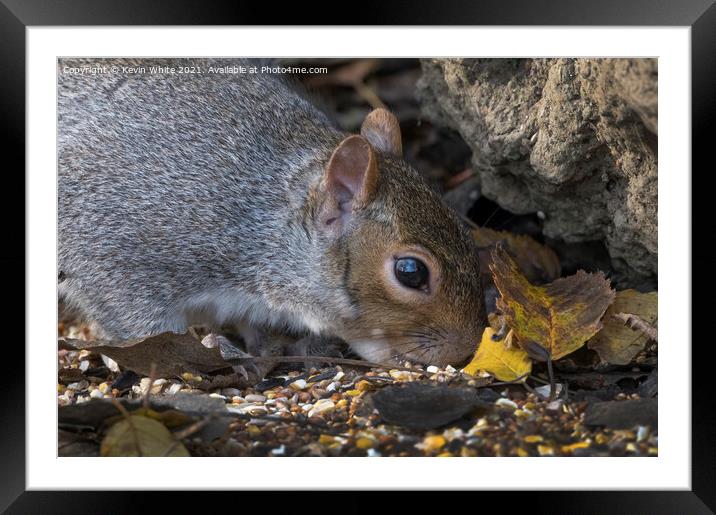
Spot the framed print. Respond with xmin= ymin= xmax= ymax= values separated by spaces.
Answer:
xmin=5 ymin=0 xmax=714 ymax=511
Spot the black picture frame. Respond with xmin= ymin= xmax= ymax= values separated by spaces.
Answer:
xmin=3 ymin=0 xmax=712 ymax=512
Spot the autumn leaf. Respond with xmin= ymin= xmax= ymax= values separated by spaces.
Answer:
xmin=101 ymin=413 xmax=190 ymax=457
xmin=463 ymin=327 xmax=532 ymax=381
xmin=588 ymin=290 xmax=658 ymax=365
xmin=491 ymin=245 xmax=615 ymax=361
xmin=60 ymin=332 xmax=241 ymax=388
xmin=474 ymin=227 xmax=561 ymax=284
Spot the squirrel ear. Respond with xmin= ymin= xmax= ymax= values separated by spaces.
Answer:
xmin=320 ymin=135 xmax=378 ymax=228
xmin=360 ymin=108 xmax=402 ymax=156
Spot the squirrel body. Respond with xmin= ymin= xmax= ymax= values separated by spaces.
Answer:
xmin=58 ymin=58 xmax=486 ymax=367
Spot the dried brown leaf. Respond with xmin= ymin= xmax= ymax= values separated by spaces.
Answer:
xmin=61 ymin=332 xmax=236 ymax=380
xmin=588 ymin=290 xmax=658 ymax=365
xmin=474 ymin=226 xmax=561 ymax=284
xmin=491 ymin=245 xmax=615 ymax=361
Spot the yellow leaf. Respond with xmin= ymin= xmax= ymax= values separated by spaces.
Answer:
xmin=491 ymin=245 xmax=615 ymax=361
xmin=463 ymin=327 xmax=532 ymax=381
xmin=588 ymin=290 xmax=658 ymax=365
xmin=100 ymin=414 xmax=190 ymax=457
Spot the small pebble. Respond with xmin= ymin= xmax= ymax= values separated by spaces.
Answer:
xmin=389 ymin=370 xmax=420 ymax=381
xmin=311 ymin=388 xmax=327 ymax=400
xmin=495 ymin=398 xmax=518 ymax=410
xmin=307 ymin=399 xmax=335 ymax=418
xmin=443 ymin=428 xmax=464 ymax=441
xmin=67 ymin=381 xmax=87 ymax=391
xmin=561 ymin=441 xmax=591 ymax=453
xmin=319 ymin=435 xmax=335 ymax=445
xmin=355 ymin=437 xmax=374 ymax=449
xmin=535 ymin=383 xmax=563 ymax=398
xmin=356 ymin=380 xmax=373 ymax=391
xmin=420 ymin=435 xmax=447 ymax=452
xmin=271 ymin=445 xmax=286 ymax=456
xmin=101 ymin=355 xmax=120 ymax=373
xmin=167 ymin=383 xmax=183 ymax=395
xmin=79 ymin=360 xmax=90 ymax=372
xmin=545 ymin=400 xmax=563 ymax=412
xmin=636 ymin=426 xmax=650 ymax=442
xmin=290 ymin=379 xmax=307 ymax=390
xmin=226 ymin=403 xmax=268 ymax=416
xmin=89 ymin=389 xmax=104 ymax=399
xmin=426 ymin=365 xmax=439 ymax=374
xmin=245 ymin=394 xmax=267 ymax=403
xmin=537 ymin=444 xmax=554 ymax=456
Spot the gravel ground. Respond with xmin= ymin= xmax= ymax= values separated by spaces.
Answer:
xmin=58 ymin=320 xmax=658 ymax=457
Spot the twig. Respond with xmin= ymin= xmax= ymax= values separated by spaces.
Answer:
xmin=546 ymin=354 xmax=556 ymax=401
xmin=490 ymin=373 xmax=530 ymax=387
xmin=162 ymin=418 xmax=209 ymax=457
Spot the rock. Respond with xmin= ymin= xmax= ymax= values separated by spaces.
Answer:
xmin=584 ymin=398 xmax=658 ymax=429
xmin=418 ymin=58 xmax=657 ymax=287
xmin=373 ymin=382 xmax=490 ymax=430
xmin=638 ymin=369 xmax=658 ymax=398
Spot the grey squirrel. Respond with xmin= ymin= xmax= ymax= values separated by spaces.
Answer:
xmin=58 ymin=58 xmax=486 ymax=374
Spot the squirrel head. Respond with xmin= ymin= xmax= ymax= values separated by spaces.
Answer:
xmin=307 ymin=108 xmax=486 ymax=367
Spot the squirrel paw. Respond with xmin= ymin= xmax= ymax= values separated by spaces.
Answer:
xmin=286 ymin=335 xmax=347 ymax=370
xmin=201 ymin=332 xmax=266 ymax=387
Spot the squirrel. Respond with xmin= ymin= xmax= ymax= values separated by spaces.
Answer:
xmin=58 ymin=58 xmax=486 ymax=376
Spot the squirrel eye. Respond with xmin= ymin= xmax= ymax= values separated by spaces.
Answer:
xmin=394 ymin=257 xmax=429 ymax=290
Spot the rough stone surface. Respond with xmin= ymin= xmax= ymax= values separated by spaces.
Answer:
xmin=418 ymin=58 xmax=657 ymax=285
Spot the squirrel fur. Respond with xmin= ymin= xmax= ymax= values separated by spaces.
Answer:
xmin=58 ymin=58 xmax=486 ymax=368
